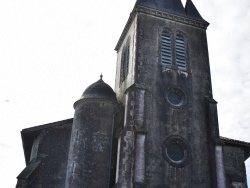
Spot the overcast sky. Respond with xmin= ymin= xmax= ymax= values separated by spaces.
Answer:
xmin=0 ymin=0 xmax=250 ymax=187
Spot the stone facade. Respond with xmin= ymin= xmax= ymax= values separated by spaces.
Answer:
xmin=17 ymin=0 xmax=250 ymax=188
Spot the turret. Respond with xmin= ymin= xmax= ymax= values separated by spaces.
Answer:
xmin=65 ymin=75 xmax=120 ymax=188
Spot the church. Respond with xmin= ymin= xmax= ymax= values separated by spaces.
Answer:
xmin=16 ymin=0 xmax=250 ymax=187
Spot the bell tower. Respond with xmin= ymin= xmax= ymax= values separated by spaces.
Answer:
xmin=15 ymin=1 xmax=250 ymax=187
xmin=114 ymin=0 xmax=219 ymax=187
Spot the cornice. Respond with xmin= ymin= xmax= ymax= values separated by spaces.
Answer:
xmin=124 ymin=83 xmax=147 ymax=94
xmin=136 ymin=5 xmax=209 ymax=28
xmin=115 ymin=11 xmax=137 ymax=51
xmin=115 ymin=5 xmax=209 ymax=52
xmin=73 ymin=97 xmax=118 ymax=109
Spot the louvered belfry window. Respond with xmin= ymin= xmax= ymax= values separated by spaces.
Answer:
xmin=175 ymin=35 xmax=186 ymax=70
xmin=161 ymin=31 xmax=172 ymax=66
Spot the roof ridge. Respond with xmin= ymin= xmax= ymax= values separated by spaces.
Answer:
xmin=220 ymin=136 xmax=250 ymax=146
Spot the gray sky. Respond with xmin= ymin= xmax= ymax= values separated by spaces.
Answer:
xmin=0 ymin=0 xmax=250 ymax=187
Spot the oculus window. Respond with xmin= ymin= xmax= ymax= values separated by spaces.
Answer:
xmin=162 ymin=136 xmax=190 ymax=167
xmin=166 ymin=88 xmax=186 ymax=108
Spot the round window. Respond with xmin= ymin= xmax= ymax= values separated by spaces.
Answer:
xmin=166 ymin=143 xmax=184 ymax=162
xmin=162 ymin=136 xmax=190 ymax=167
xmin=167 ymin=92 xmax=182 ymax=106
xmin=166 ymin=88 xmax=186 ymax=107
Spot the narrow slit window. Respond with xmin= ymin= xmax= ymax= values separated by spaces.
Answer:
xmin=161 ymin=31 xmax=172 ymax=66
xmin=124 ymin=43 xmax=130 ymax=78
xmin=175 ymin=36 xmax=186 ymax=70
xmin=120 ymin=38 xmax=130 ymax=84
xmin=120 ymin=47 xmax=126 ymax=83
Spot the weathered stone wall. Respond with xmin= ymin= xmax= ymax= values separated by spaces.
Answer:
xmin=16 ymin=121 xmax=72 ymax=188
xmin=133 ymin=12 xmax=213 ymax=187
xmin=65 ymin=99 xmax=119 ymax=188
xmin=115 ymin=15 xmax=138 ymax=103
xmin=223 ymin=146 xmax=247 ymax=187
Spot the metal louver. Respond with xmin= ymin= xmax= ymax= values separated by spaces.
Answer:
xmin=161 ymin=32 xmax=172 ymax=66
xmin=175 ymin=36 xmax=186 ymax=70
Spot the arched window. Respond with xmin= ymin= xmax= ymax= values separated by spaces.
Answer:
xmin=120 ymin=38 xmax=130 ymax=83
xmin=175 ymin=35 xmax=186 ymax=70
xmin=161 ymin=31 xmax=172 ymax=66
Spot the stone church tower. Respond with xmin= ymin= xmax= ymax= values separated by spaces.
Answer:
xmin=17 ymin=0 xmax=250 ymax=188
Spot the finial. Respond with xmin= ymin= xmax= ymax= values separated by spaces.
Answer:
xmin=100 ymin=73 xmax=103 ymax=80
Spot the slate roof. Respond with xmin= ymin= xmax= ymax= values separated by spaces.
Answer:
xmin=21 ymin=118 xmax=73 ymax=164
xmin=185 ymin=0 xmax=205 ymax=22
xmin=136 ymin=0 xmax=186 ymax=16
xmin=136 ymin=0 xmax=207 ymax=22
xmin=78 ymin=76 xmax=117 ymax=103
xmin=220 ymin=136 xmax=250 ymax=160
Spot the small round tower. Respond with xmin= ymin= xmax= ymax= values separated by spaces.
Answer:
xmin=65 ymin=76 xmax=119 ymax=188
